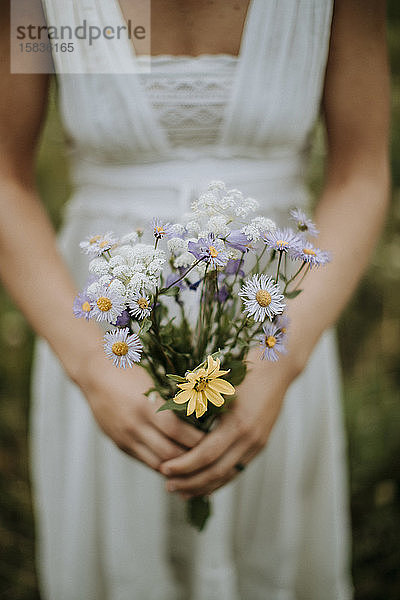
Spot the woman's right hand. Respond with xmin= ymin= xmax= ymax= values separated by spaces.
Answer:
xmin=77 ymin=350 xmax=205 ymax=471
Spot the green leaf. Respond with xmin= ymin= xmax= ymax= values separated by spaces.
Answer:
xmin=227 ymin=360 xmax=247 ymax=386
xmin=157 ymin=398 xmax=187 ymax=412
xmin=166 ymin=374 xmax=187 ymax=383
xmin=186 ymin=496 xmax=211 ymax=531
xmin=285 ymin=289 xmax=302 ymax=299
xmin=140 ymin=318 xmax=152 ymax=333
xmin=161 ymin=286 xmax=179 ymax=297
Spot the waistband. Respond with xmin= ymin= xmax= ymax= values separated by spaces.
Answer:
xmin=65 ymin=154 xmax=311 ymax=220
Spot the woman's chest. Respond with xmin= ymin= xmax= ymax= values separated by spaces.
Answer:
xmin=117 ymin=0 xmax=251 ymax=57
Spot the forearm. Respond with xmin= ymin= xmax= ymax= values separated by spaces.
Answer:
xmin=285 ymin=165 xmax=390 ymax=373
xmin=0 ymin=175 xmax=103 ymax=381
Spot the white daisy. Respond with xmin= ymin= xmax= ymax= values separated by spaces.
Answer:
xmin=88 ymin=283 xmax=126 ymax=323
xmin=104 ymin=328 xmax=142 ymax=368
xmin=80 ymin=232 xmax=117 ymax=256
xmin=129 ymin=292 xmax=152 ymax=319
xmin=238 ymin=274 xmax=285 ymax=322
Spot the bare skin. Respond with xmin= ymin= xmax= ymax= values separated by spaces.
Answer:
xmin=0 ymin=1 xmax=390 ymax=498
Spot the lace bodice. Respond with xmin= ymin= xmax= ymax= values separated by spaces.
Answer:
xmin=137 ymin=55 xmax=238 ymax=148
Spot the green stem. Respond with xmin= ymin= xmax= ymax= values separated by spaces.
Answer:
xmin=283 ymin=261 xmax=306 ymax=293
xmin=275 ymin=251 xmax=283 ymax=282
xmin=159 ymin=258 xmax=202 ymax=293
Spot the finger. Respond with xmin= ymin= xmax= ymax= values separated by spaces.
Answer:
xmin=165 ymin=438 xmax=251 ymax=496
xmin=160 ymin=415 xmax=238 ymax=477
xmin=152 ymin=409 xmax=205 ymax=449
xmin=137 ymin=425 xmax=186 ymax=462
xmin=120 ymin=440 xmax=161 ymax=471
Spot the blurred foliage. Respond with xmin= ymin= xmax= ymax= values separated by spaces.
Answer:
xmin=1 ymin=7 xmax=400 ymax=600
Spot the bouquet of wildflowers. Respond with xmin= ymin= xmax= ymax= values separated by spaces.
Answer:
xmin=74 ymin=181 xmax=330 ymax=530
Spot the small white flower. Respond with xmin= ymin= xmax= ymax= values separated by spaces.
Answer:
xmin=108 ymin=278 xmax=126 ymax=297
xmin=169 ymin=223 xmax=186 ymax=236
xmin=126 ymin=273 xmax=155 ymax=295
xmin=167 ymin=237 xmax=187 ymax=254
xmin=129 ymin=291 xmax=152 ymax=319
xmin=104 ymin=328 xmax=142 ymax=368
xmin=174 ymin=251 xmax=195 ymax=269
xmin=120 ymin=231 xmax=139 ymax=245
xmin=88 ymin=282 xmax=126 ymax=323
xmin=206 ymin=215 xmax=230 ymax=237
xmin=112 ymin=265 xmax=133 ymax=280
xmin=185 ymin=220 xmax=201 ymax=235
xmin=238 ymin=274 xmax=285 ymax=322
xmin=89 ymin=257 xmax=110 ymax=277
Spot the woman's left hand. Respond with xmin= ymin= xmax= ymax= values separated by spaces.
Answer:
xmin=159 ymin=348 xmax=299 ymax=498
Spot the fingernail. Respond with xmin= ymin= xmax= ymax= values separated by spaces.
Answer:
xmin=161 ymin=466 xmax=171 ymax=476
xmin=166 ymin=482 xmax=176 ymax=492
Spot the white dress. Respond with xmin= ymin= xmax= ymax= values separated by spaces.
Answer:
xmin=32 ymin=1 xmax=353 ymax=598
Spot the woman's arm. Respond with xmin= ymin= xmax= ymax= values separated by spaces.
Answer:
xmin=159 ymin=0 xmax=391 ymax=497
xmin=0 ymin=8 xmax=204 ymax=467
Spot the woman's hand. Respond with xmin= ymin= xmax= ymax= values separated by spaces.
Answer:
xmin=159 ymin=348 xmax=299 ymax=497
xmin=77 ymin=349 xmax=205 ymax=471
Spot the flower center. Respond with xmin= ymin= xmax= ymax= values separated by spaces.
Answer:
xmin=256 ymin=289 xmax=272 ymax=307
xmin=82 ymin=301 xmax=91 ymax=312
xmin=276 ymin=240 xmax=289 ymax=249
xmin=137 ymin=297 xmax=149 ymax=309
xmin=266 ymin=335 xmax=276 ymax=348
xmin=112 ymin=341 xmax=129 ymax=356
xmin=155 ymin=226 xmax=165 ymax=235
xmin=89 ymin=235 xmax=101 ymax=244
xmin=195 ymin=377 xmax=208 ymax=392
xmin=98 ymin=240 xmax=109 ymax=249
xmin=97 ymin=296 xmax=112 ymax=312
xmin=208 ymin=245 xmax=219 ymax=258
xmin=298 ymin=223 xmax=307 ymax=232
xmin=303 ymin=247 xmax=316 ymax=256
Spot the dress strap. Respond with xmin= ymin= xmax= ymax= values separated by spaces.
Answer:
xmin=220 ymin=0 xmax=334 ymax=150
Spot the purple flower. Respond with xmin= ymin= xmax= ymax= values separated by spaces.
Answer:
xmin=225 ymin=230 xmax=252 ymax=253
xmin=264 ymin=228 xmax=302 ymax=253
xmin=216 ymin=284 xmax=229 ymax=303
xmin=113 ymin=309 xmax=131 ymax=328
xmin=152 ymin=218 xmax=173 ymax=240
xmin=224 ymin=258 xmax=245 ymax=277
xmin=259 ymin=320 xmax=287 ymax=362
xmin=165 ymin=272 xmax=186 ymax=290
xmin=290 ymin=241 xmax=331 ymax=268
xmin=73 ymin=291 xmax=93 ymax=320
xmin=290 ymin=208 xmax=319 ymax=237
xmin=188 ymin=235 xmax=229 ymax=269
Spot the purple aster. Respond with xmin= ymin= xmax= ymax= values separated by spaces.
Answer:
xmin=216 ymin=284 xmax=229 ymax=303
xmin=73 ymin=291 xmax=93 ymax=320
xmin=290 ymin=208 xmax=319 ymax=237
xmin=165 ymin=271 xmax=186 ymax=290
xmin=188 ymin=235 xmax=229 ymax=269
xmin=259 ymin=321 xmax=287 ymax=362
xmin=113 ymin=309 xmax=131 ymax=328
xmin=290 ymin=241 xmax=331 ymax=268
xmin=225 ymin=230 xmax=253 ymax=253
xmin=224 ymin=258 xmax=245 ymax=277
xmin=152 ymin=218 xmax=173 ymax=240
xmin=264 ymin=228 xmax=302 ymax=253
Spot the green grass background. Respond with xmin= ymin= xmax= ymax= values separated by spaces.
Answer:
xmin=1 ymin=6 xmax=400 ymax=599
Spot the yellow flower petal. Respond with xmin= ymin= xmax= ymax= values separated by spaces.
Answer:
xmin=187 ymin=395 xmax=197 ymax=416
xmin=204 ymin=387 xmax=225 ymax=407
xmin=208 ymin=379 xmax=235 ymax=395
xmin=174 ymin=389 xmax=193 ymax=404
xmin=177 ymin=381 xmax=195 ymax=390
xmin=196 ymin=393 xmax=208 ymax=418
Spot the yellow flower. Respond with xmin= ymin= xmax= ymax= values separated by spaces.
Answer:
xmin=173 ymin=356 xmax=235 ymax=418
